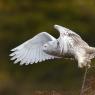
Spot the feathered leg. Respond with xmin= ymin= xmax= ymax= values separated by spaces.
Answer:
xmin=75 ymin=49 xmax=91 ymax=68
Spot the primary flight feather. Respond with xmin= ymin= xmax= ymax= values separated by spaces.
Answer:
xmin=10 ymin=25 xmax=95 ymax=68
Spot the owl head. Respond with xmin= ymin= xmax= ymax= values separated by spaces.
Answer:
xmin=42 ymin=40 xmax=60 ymax=56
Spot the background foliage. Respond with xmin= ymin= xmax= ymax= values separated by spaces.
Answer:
xmin=0 ymin=0 xmax=95 ymax=95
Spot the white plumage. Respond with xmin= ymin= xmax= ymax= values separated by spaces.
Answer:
xmin=10 ymin=25 xmax=95 ymax=68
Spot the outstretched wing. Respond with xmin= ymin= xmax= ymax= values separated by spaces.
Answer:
xmin=54 ymin=25 xmax=89 ymax=47
xmin=10 ymin=32 xmax=58 ymax=65
xmin=54 ymin=25 xmax=81 ymax=38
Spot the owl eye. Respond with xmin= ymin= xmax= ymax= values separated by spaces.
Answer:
xmin=44 ymin=44 xmax=48 ymax=48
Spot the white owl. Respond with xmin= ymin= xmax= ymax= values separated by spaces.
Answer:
xmin=10 ymin=25 xmax=95 ymax=68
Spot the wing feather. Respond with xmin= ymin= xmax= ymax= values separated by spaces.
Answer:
xmin=54 ymin=25 xmax=81 ymax=38
xmin=54 ymin=25 xmax=89 ymax=47
xmin=10 ymin=32 xmax=59 ymax=65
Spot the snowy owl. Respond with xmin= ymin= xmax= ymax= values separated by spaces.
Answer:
xmin=10 ymin=25 xmax=95 ymax=68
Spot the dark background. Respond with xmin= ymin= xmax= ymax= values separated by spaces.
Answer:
xmin=0 ymin=0 xmax=95 ymax=95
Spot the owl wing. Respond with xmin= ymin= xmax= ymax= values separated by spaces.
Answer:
xmin=54 ymin=25 xmax=81 ymax=38
xmin=54 ymin=25 xmax=89 ymax=47
xmin=9 ymin=32 xmax=58 ymax=65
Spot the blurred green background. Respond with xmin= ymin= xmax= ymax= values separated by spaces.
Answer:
xmin=0 ymin=0 xmax=95 ymax=95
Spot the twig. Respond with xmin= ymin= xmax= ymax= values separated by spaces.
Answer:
xmin=80 ymin=67 xmax=88 ymax=95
